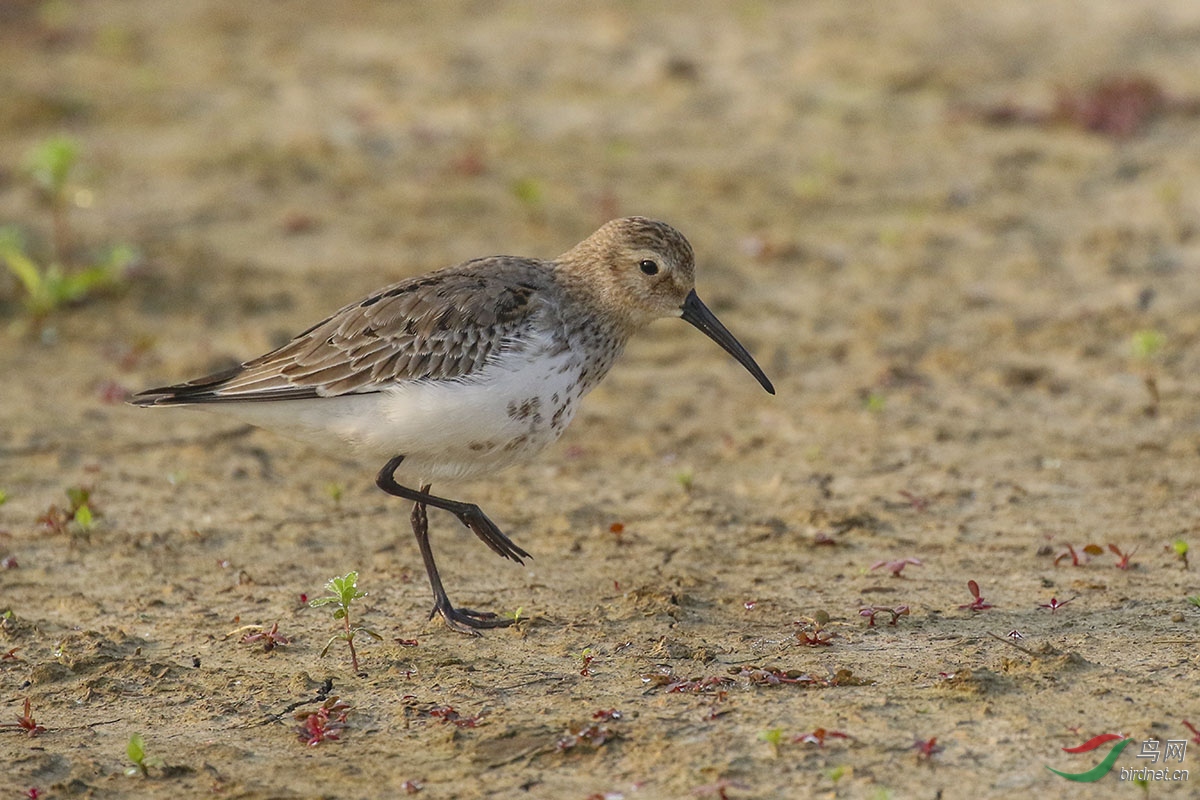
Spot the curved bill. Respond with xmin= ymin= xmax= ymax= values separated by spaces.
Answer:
xmin=680 ymin=290 xmax=775 ymax=395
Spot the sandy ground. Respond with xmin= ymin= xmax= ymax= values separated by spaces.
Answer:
xmin=3 ymin=2 xmax=1200 ymax=798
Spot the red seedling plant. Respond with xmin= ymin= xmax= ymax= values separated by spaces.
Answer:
xmin=958 ymin=580 xmax=993 ymax=611
xmin=794 ymin=615 xmax=836 ymax=646
xmin=295 ymin=697 xmax=351 ymax=747
xmin=1182 ymin=720 xmax=1200 ymax=745
xmin=428 ymin=705 xmax=484 ymax=729
xmin=793 ymin=728 xmax=851 ymax=747
xmin=1 ymin=698 xmax=46 ymax=737
xmin=860 ymin=605 xmax=910 ymax=626
xmin=1109 ymin=544 xmax=1137 ymax=570
xmin=871 ymin=557 xmax=922 ymax=577
xmin=1054 ymin=543 xmax=1103 ymax=567
xmin=913 ymin=736 xmax=942 ymax=760
xmin=241 ymin=622 xmax=290 ymax=652
xmin=1055 ymin=542 xmax=1138 ymax=569
xmin=1038 ymin=597 xmax=1072 ymax=614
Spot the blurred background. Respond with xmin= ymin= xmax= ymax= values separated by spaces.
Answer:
xmin=3 ymin=1 xmax=1197 ymax=298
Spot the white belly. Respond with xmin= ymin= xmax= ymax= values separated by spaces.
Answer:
xmin=203 ymin=346 xmax=587 ymax=482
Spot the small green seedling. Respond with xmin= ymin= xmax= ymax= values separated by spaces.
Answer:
xmin=124 ymin=732 xmax=163 ymax=777
xmin=1171 ymin=539 xmax=1189 ymax=568
xmin=1187 ymin=595 xmax=1199 ymax=609
xmin=36 ymin=486 xmax=99 ymax=537
xmin=675 ymin=468 xmax=695 ymax=493
xmin=0 ymin=490 xmax=7 ymax=506
xmin=27 ymin=136 xmax=78 ymax=203
xmin=125 ymin=733 xmax=147 ymax=776
xmin=26 ymin=135 xmax=78 ymax=261
xmin=1130 ymin=329 xmax=1165 ymax=361
xmin=73 ymin=504 xmax=94 ymax=532
xmin=825 ymin=765 xmax=848 ymax=784
xmin=510 ymin=177 xmax=543 ymax=208
xmin=2 ymin=137 xmax=135 ymax=329
xmin=1131 ymin=329 xmax=1166 ymax=415
xmin=759 ymin=726 xmax=786 ymax=756
xmin=310 ymin=571 xmax=382 ymax=674
xmin=1 ymin=226 xmax=132 ymax=320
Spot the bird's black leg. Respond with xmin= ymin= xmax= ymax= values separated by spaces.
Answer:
xmin=376 ymin=455 xmax=528 ymax=633
xmin=376 ymin=456 xmax=530 ymax=563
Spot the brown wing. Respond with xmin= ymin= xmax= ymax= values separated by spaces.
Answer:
xmin=131 ymin=258 xmax=554 ymax=405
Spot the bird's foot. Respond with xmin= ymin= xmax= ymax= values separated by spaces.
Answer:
xmin=457 ymin=505 xmax=531 ymax=564
xmin=430 ymin=600 xmax=516 ymax=635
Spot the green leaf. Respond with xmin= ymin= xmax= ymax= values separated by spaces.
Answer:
xmin=1131 ymin=329 xmax=1165 ymax=360
xmin=0 ymin=226 xmax=131 ymax=319
xmin=66 ymin=486 xmax=90 ymax=511
xmin=328 ymin=571 xmax=356 ymax=594
xmin=102 ymin=242 xmax=136 ymax=272
xmin=758 ymin=727 xmax=785 ymax=747
xmin=0 ymin=228 xmax=46 ymax=298
xmin=26 ymin=135 xmax=79 ymax=198
xmin=58 ymin=263 xmax=117 ymax=304
xmin=126 ymin=732 xmax=145 ymax=764
xmin=74 ymin=504 xmax=94 ymax=531
xmin=511 ymin=177 xmax=543 ymax=206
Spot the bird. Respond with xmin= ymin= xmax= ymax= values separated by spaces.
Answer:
xmin=131 ymin=217 xmax=775 ymax=633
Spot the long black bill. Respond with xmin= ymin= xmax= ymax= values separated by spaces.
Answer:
xmin=680 ymin=289 xmax=775 ymax=395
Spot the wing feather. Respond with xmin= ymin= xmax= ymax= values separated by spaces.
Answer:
xmin=130 ymin=258 xmax=556 ymax=406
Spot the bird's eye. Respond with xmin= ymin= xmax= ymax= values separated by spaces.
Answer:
xmin=639 ymin=259 xmax=659 ymax=276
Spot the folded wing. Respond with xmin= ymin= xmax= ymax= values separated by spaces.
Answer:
xmin=131 ymin=259 xmax=552 ymax=406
